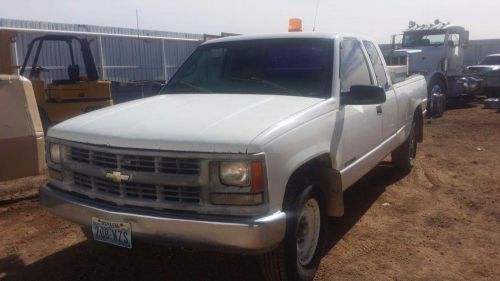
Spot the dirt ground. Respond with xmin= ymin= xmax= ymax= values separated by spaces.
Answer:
xmin=1 ymin=101 xmax=499 ymax=281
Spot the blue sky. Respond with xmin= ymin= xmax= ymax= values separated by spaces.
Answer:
xmin=1 ymin=0 xmax=499 ymax=43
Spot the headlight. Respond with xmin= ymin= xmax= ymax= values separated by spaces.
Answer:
xmin=220 ymin=161 xmax=250 ymax=186
xmin=50 ymin=143 xmax=62 ymax=164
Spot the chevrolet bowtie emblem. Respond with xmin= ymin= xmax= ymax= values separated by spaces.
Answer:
xmin=105 ymin=171 xmax=130 ymax=183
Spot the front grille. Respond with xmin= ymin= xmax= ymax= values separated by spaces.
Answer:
xmin=64 ymin=144 xmax=206 ymax=211
xmin=92 ymin=151 xmax=118 ymax=169
xmin=74 ymin=172 xmax=91 ymax=189
xmin=68 ymin=147 xmax=201 ymax=175
xmin=122 ymin=155 xmax=155 ymax=172
xmin=160 ymin=158 xmax=200 ymax=175
xmin=72 ymin=172 xmax=201 ymax=204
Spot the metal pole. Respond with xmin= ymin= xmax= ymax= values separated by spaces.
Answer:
xmin=97 ymin=35 xmax=106 ymax=80
xmin=13 ymin=38 xmax=19 ymax=75
xmin=161 ymin=39 xmax=167 ymax=81
xmin=136 ymin=8 xmax=144 ymax=97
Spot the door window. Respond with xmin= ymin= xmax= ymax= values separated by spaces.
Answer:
xmin=340 ymin=39 xmax=373 ymax=93
xmin=448 ymin=33 xmax=460 ymax=47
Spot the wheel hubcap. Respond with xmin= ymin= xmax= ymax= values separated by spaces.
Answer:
xmin=431 ymin=84 xmax=444 ymax=115
xmin=296 ymin=198 xmax=321 ymax=266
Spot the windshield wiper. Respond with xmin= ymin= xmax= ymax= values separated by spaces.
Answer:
xmin=175 ymin=82 xmax=212 ymax=93
xmin=231 ymin=77 xmax=301 ymax=96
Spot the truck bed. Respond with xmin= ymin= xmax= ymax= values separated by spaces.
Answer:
xmin=387 ymin=65 xmax=408 ymax=84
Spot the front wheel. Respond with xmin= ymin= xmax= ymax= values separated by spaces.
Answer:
xmin=260 ymin=184 xmax=327 ymax=281
xmin=427 ymin=80 xmax=446 ymax=117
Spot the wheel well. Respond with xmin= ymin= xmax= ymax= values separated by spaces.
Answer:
xmin=283 ymin=154 xmax=344 ymax=216
xmin=285 ymin=154 xmax=332 ymax=186
xmin=414 ymin=106 xmax=424 ymax=142
xmin=429 ymin=73 xmax=448 ymax=94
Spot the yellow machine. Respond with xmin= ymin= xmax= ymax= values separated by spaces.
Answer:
xmin=6 ymin=32 xmax=113 ymax=132
xmin=0 ymin=31 xmax=112 ymax=180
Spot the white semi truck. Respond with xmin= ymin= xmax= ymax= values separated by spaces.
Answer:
xmin=388 ymin=20 xmax=480 ymax=117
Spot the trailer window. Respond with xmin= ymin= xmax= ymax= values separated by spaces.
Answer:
xmin=340 ymin=39 xmax=373 ymax=92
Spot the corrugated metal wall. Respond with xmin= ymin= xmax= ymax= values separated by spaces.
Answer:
xmin=1 ymin=18 xmax=203 ymax=82
xmin=4 ymin=18 xmax=500 ymax=82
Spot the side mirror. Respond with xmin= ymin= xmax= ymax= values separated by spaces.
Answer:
xmin=341 ymin=85 xmax=386 ymax=105
xmin=460 ymin=31 xmax=470 ymax=47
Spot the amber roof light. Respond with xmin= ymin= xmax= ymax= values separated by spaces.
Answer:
xmin=288 ymin=18 xmax=303 ymax=32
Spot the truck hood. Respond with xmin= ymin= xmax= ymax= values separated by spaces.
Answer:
xmin=403 ymin=46 xmax=447 ymax=74
xmin=467 ymin=65 xmax=500 ymax=75
xmin=48 ymin=94 xmax=323 ymax=154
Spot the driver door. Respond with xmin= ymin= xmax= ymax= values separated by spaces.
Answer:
xmin=338 ymin=39 xmax=383 ymax=184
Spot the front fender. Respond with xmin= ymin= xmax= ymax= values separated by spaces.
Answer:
xmin=257 ymin=109 xmax=338 ymax=213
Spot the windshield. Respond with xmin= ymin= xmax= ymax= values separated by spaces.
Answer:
xmin=402 ymin=31 xmax=446 ymax=47
xmin=161 ymin=38 xmax=333 ymax=98
xmin=480 ymin=56 xmax=500 ymax=65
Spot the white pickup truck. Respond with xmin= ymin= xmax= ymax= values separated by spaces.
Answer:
xmin=41 ymin=33 xmax=427 ymax=281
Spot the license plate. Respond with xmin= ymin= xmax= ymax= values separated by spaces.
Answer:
xmin=91 ymin=217 xmax=132 ymax=248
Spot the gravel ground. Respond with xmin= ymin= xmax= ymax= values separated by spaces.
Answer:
xmin=0 ymin=101 xmax=499 ymax=281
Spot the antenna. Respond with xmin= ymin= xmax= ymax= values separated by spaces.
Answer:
xmin=136 ymin=9 xmax=140 ymax=37
xmin=312 ymin=0 xmax=321 ymax=32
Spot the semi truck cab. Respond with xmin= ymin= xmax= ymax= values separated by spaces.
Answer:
xmin=389 ymin=20 xmax=479 ymax=117
xmin=401 ymin=22 xmax=469 ymax=77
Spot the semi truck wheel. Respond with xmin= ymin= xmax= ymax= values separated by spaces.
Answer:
xmin=392 ymin=118 xmax=417 ymax=174
xmin=427 ymin=79 xmax=446 ymax=117
xmin=260 ymin=184 xmax=327 ymax=281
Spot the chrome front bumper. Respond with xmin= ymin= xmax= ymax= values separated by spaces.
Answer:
xmin=40 ymin=184 xmax=286 ymax=254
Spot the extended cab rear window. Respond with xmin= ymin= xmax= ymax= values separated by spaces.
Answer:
xmin=363 ymin=40 xmax=389 ymax=89
xmin=162 ymin=38 xmax=333 ymax=98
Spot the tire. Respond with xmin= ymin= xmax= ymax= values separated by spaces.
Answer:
xmin=427 ymin=78 xmax=446 ymax=117
xmin=392 ymin=118 xmax=417 ymax=174
xmin=260 ymin=183 xmax=328 ymax=281
xmin=463 ymin=95 xmax=474 ymax=103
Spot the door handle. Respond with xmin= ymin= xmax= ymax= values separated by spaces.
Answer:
xmin=376 ymin=105 xmax=383 ymax=115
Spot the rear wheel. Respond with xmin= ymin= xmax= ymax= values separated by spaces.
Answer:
xmin=260 ymin=183 xmax=327 ymax=281
xmin=427 ymin=79 xmax=446 ymax=117
xmin=392 ymin=118 xmax=417 ymax=174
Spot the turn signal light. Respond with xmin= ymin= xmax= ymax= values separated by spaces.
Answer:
xmin=251 ymin=160 xmax=265 ymax=192
xmin=211 ymin=193 xmax=263 ymax=205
